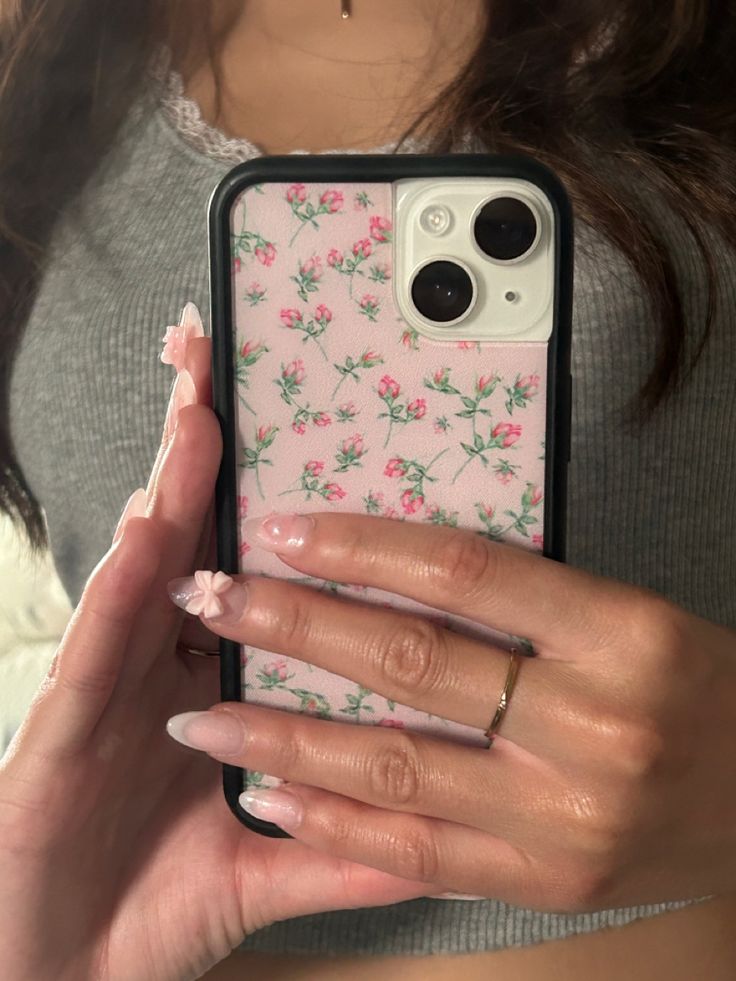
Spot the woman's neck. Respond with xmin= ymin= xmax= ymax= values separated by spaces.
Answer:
xmin=183 ymin=0 xmax=485 ymax=153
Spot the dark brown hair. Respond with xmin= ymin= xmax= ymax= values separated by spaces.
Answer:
xmin=1 ymin=0 xmax=735 ymax=552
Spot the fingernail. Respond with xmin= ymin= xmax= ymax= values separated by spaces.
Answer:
xmin=163 ymin=368 xmax=197 ymax=441
xmin=167 ymin=570 xmax=249 ymax=623
xmin=112 ymin=487 xmax=147 ymax=544
xmin=242 ymin=513 xmax=315 ymax=552
xmin=166 ymin=710 xmax=244 ymax=754
xmin=433 ymin=892 xmax=486 ymax=900
xmin=239 ymin=788 xmax=304 ymax=829
xmin=160 ymin=301 xmax=205 ymax=371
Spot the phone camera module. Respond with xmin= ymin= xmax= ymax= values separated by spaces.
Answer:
xmin=411 ymin=259 xmax=476 ymax=325
xmin=474 ymin=196 xmax=538 ymax=262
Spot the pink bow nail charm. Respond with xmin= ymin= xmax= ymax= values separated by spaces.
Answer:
xmin=183 ymin=570 xmax=234 ymax=618
xmin=161 ymin=301 xmax=205 ymax=371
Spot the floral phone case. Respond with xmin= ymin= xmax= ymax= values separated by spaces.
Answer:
xmin=209 ymin=155 xmax=573 ymax=838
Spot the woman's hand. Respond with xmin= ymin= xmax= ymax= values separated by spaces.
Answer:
xmin=167 ymin=511 xmax=736 ymax=913
xmin=0 ymin=314 xmax=432 ymax=981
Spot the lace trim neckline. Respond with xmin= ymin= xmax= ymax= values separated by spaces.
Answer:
xmin=147 ymin=46 xmax=425 ymax=165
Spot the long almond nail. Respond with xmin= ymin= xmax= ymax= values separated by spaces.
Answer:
xmin=166 ymin=710 xmax=244 ymax=755
xmin=160 ymin=302 xmax=205 ymax=371
xmin=112 ymin=487 xmax=147 ymax=544
xmin=242 ymin=513 xmax=315 ymax=552
xmin=163 ymin=368 xmax=196 ymax=442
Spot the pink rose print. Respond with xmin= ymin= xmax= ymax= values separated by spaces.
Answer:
xmin=334 ymin=433 xmax=367 ymax=472
xmin=332 ymin=348 xmax=384 ymax=398
xmin=523 ymin=483 xmax=543 ymax=507
xmin=384 ymin=458 xmax=408 ymax=478
xmin=237 ymin=495 xmax=249 ymax=520
xmin=241 ymin=423 xmax=279 ymax=499
xmin=292 ymin=255 xmax=323 ymax=302
xmin=292 ymin=421 xmax=306 ymax=434
xmin=401 ymin=488 xmax=424 ymax=514
xmin=182 ymin=570 xmax=233 ymax=618
xmin=532 ymin=533 xmax=544 ymax=548
xmin=358 ymin=293 xmax=381 ymax=322
xmin=353 ymin=238 xmax=373 ymax=259
xmin=327 ymin=248 xmax=344 ymax=267
xmin=377 ymin=376 xmax=428 ymax=447
xmin=453 ymin=421 xmax=522 ymax=484
xmin=324 ymin=482 xmax=347 ymax=502
xmin=244 ymin=281 xmax=267 ymax=306
xmin=314 ymin=411 xmax=331 ymax=427
xmin=282 ymin=358 xmax=305 ymax=385
xmin=267 ymin=660 xmax=291 ymax=682
xmin=254 ymin=242 xmax=276 ymax=267
xmin=493 ymin=459 xmax=519 ymax=484
xmin=280 ymin=308 xmax=303 ymax=329
xmin=286 ymin=183 xmax=307 ymax=204
xmin=287 ymin=185 xmax=344 ymax=245
xmin=235 ymin=339 xmax=269 ymax=415
xmin=363 ymin=489 xmax=385 ymax=513
xmin=369 ymin=215 xmax=393 ymax=243
xmin=407 ymin=398 xmax=426 ymax=420
xmin=378 ymin=375 xmax=400 ymax=399
xmin=320 ymin=189 xmax=344 ymax=213
xmin=492 ymin=421 xmax=522 ymax=448
xmin=505 ymin=372 xmax=541 ymax=414
xmin=279 ymin=304 xmax=331 ymax=360
xmin=378 ymin=718 xmax=405 ymax=728
xmin=425 ymin=504 xmax=459 ymax=527
xmin=387 ymin=450 xmax=448 ymax=514
xmin=314 ymin=303 xmax=332 ymax=323
xmin=238 ymin=540 xmax=251 ymax=558
xmin=231 ymin=207 xmax=277 ymax=271
xmin=336 ymin=401 xmax=358 ymax=422
xmin=280 ymin=462 xmax=345 ymax=503
xmin=368 ymin=261 xmax=391 ymax=284
xmin=401 ymin=324 xmax=420 ymax=350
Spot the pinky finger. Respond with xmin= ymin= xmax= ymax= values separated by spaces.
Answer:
xmin=7 ymin=517 xmax=162 ymax=767
xmin=239 ymin=782 xmax=551 ymax=912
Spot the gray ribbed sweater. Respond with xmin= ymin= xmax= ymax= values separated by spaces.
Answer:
xmin=8 ymin=66 xmax=733 ymax=956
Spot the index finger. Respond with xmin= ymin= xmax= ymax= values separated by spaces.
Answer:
xmin=243 ymin=512 xmax=649 ymax=655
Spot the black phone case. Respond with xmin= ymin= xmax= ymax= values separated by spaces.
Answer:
xmin=208 ymin=154 xmax=573 ymax=836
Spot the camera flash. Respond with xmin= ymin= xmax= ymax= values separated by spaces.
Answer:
xmin=419 ymin=204 xmax=452 ymax=236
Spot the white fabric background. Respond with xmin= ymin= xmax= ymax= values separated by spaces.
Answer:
xmin=0 ymin=514 xmax=71 ymax=760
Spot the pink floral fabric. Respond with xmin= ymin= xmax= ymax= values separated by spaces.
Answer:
xmin=230 ymin=182 xmax=548 ymax=791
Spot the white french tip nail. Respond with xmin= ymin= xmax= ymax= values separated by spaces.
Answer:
xmin=179 ymin=301 xmax=204 ymax=335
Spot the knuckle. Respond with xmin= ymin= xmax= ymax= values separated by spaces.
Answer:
xmin=55 ymin=654 xmax=118 ymax=699
xmin=627 ymin=590 xmax=686 ymax=670
xmin=430 ymin=531 xmax=493 ymax=597
xmin=557 ymin=858 xmax=618 ymax=913
xmin=273 ymin=595 xmax=313 ymax=650
xmin=387 ymin=825 xmax=440 ymax=883
xmin=368 ymin=733 xmax=424 ymax=807
xmin=375 ymin=620 xmax=447 ymax=699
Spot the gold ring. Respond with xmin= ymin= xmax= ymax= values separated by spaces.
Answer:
xmin=484 ymin=647 xmax=521 ymax=746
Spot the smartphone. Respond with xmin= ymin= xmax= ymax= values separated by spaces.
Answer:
xmin=209 ymin=154 xmax=573 ymax=838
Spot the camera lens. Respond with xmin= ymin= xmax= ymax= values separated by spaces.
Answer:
xmin=411 ymin=260 xmax=475 ymax=324
xmin=474 ymin=197 xmax=538 ymax=262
